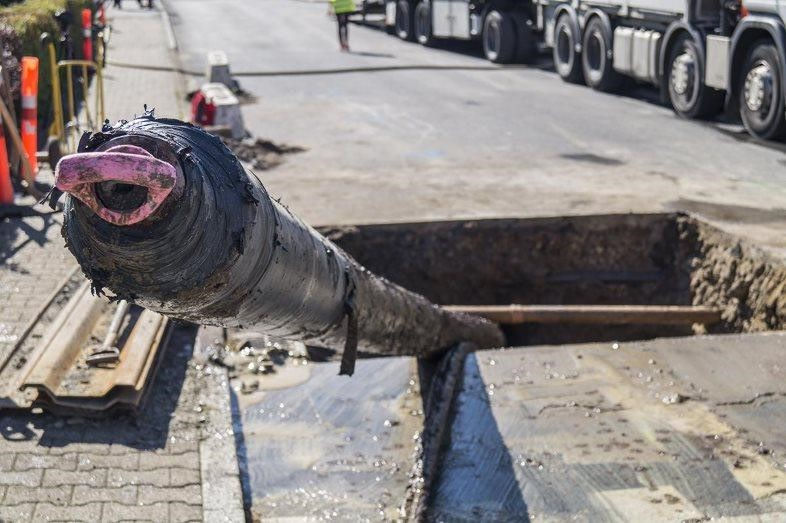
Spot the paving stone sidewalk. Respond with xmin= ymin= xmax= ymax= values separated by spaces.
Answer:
xmin=0 ymin=4 xmax=243 ymax=522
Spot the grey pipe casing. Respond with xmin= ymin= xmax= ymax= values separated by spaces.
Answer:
xmin=62 ymin=115 xmax=504 ymax=360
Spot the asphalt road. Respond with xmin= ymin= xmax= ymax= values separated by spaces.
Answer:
xmin=166 ymin=0 xmax=786 ymax=250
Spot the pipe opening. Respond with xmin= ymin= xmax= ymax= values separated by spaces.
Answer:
xmin=95 ymin=181 xmax=150 ymax=212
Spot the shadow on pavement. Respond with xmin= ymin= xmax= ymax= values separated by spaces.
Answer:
xmin=0 ymin=212 xmax=61 ymax=274
xmin=426 ymin=353 xmax=530 ymax=521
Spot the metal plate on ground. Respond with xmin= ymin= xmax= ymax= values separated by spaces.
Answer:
xmin=429 ymin=333 xmax=786 ymax=521
xmin=12 ymin=282 xmax=170 ymax=413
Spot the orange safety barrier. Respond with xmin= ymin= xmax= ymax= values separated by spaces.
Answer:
xmin=0 ymin=116 xmax=12 ymax=204
xmin=21 ymin=56 xmax=39 ymax=177
xmin=82 ymin=9 xmax=93 ymax=62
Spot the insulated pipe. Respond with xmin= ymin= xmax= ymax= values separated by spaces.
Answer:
xmin=56 ymin=115 xmax=504 ymax=367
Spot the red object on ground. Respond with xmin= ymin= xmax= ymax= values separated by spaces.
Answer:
xmin=20 ymin=56 xmax=38 ymax=177
xmin=190 ymin=91 xmax=215 ymax=126
xmin=82 ymin=8 xmax=93 ymax=62
xmin=55 ymin=145 xmax=183 ymax=226
xmin=98 ymin=4 xmax=106 ymax=25
xmin=0 ymin=122 xmax=12 ymax=204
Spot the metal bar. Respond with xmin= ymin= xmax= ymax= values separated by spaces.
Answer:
xmin=96 ymin=64 xmax=104 ymax=124
xmin=81 ymin=64 xmax=91 ymax=128
xmin=444 ymin=305 xmax=723 ymax=325
xmin=46 ymin=42 xmax=65 ymax=142
xmin=66 ymin=65 xmax=75 ymax=128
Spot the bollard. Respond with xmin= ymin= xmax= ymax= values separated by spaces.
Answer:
xmin=82 ymin=8 xmax=93 ymax=62
xmin=0 ymin=116 xmax=12 ymax=204
xmin=196 ymin=83 xmax=244 ymax=138
xmin=206 ymin=50 xmax=233 ymax=88
xmin=20 ymin=57 xmax=38 ymax=177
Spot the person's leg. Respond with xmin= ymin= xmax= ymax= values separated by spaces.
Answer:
xmin=336 ymin=14 xmax=346 ymax=49
xmin=338 ymin=14 xmax=349 ymax=49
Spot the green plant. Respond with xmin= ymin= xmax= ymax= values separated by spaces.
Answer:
xmin=0 ymin=0 xmax=92 ymax=146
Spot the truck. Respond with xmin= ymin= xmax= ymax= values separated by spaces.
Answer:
xmin=382 ymin=1 xmax=786 ymax=140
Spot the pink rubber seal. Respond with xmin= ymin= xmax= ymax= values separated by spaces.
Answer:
xmin=55 ymin=145 xmax=182 ymax=226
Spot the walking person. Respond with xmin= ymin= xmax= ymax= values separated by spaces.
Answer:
xmin=330 ymin=0 xmax=356 ymax=52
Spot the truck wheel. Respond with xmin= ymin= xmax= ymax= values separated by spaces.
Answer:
xmin=739 ymin=40 xmax=786 ymax=140
xmin=414 ymin=2 xmax=433 ymax=46
xmin=553 ymin=14 xmax=583 ymax=83
xmin=581 ymin=17 xmax=620 ymax=91
xmin=667 ymin=34 xmax=723 ymax=119
xmin=512 ymin=14 xmax=536 ymax=64
xmin=483 ymin=10 xmax=516 ymax=64
xmin=396 ymin=0 xmax=415 ymax=41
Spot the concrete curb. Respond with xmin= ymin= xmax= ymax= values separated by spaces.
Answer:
xmin=159 ymin=2 xmax=179 ymax=50
xmin=195 ymin=327 xmax=246 ymax=523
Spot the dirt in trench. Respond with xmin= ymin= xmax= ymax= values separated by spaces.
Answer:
xmin=222 ymin=137 xmax=306 ymax=171
xmin=680 ymin=216 xmax=786 ymax=333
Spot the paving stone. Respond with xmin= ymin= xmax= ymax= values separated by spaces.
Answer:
xmin=139 ymin=451 xmax=200 ymax=471
xmin=0 ymin=502 xmax=34 ymax=522
xmin=72 ymin=485 xmax=137 ymax=505
xmin=14 ymin=452 xmax=77 ymax=471
xmin=3 ymin=485 xmax=71 ymax=505
xmin=0 ymin=469 xmax=43 ymax=487
xmin=101 ymin=501 xmax=169 ymax=522
xmin=0 ymin=453 xmax=14 ymax=471
xmin=47 ymin=442 xmax=112 ymax=456
xmin=33 ymin=502 xmax=102 ymax=522
xmin=138 ymin=484 xmax=201 ymax=506
xmin=77 ymin=452 xmax=139 ymax=471
xmin=107 ymin=468 xmax=169 ymax=488
xmin=170 ymin=468 xmax=201 ymax=487
xmin=42 ymin=468 xmax=107 ymax=487
xmin=169 ymin=502 xmax=203 ymax=522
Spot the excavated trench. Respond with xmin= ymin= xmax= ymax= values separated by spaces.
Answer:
xmin=319 ymin=212 xmax=786 ymax=347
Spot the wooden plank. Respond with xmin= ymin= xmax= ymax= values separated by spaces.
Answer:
xmin=444 ymin=304 xmax=722 ymax=325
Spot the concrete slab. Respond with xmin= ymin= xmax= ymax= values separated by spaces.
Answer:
xmin=430 ymin=333 xmax=786 ymax=521
xmin=233 ymin=356 xmax=424 ymax=520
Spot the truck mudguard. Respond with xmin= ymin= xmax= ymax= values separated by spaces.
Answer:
xmin=582 ymin=8 xmax=613 ymax=51
xmin=658 ymin=21 xmax=707 ymax=102
xmin=727 ymin=14 xmax=786 ymax=109
xmin=554 ymin=3 xmax=581 ymax=53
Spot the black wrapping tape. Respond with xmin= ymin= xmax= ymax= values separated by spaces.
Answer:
xmin=63 ymin=114 xmax=505 ymax=360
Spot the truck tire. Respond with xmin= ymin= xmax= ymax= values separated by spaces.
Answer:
xmin=738 ymin=40 xmax=786 ymax=140
xmin=512 ymin=14 xmax=537 ymax=64
xmin=396 ymin=0 xmax=415 ymax=41
xmin=581 ymin=17 xmax=620 ymax=91
xmin=414 ymin=1 xmax=434 ymax=46
xmin=666 ymin=34 xmax=723 ymax=119
xmin=553 ymin=14 xmax=583 ymax=83
xmin=483 ymin=10 xmax=516 ymax=64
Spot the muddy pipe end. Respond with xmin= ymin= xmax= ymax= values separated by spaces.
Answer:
xmin=55 ymin=145 xmax=184 ymax=226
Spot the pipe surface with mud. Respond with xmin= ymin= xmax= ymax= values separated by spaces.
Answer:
xmin=55 ymin=115 xmax=503 ymax=372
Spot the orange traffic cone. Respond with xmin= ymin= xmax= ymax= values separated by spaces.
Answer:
xmin=0 ymin=117 xmax=12 ymax=204
xmin=82 ymin=9 xmax=93 ymax=62
xmin=20 ymin=56 xmax=38 ymax=178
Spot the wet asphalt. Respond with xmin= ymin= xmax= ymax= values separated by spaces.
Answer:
xmin=165 ymin=0 xmax=786 ymax=250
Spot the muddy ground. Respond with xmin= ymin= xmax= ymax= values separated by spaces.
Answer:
xmin=222 ymin=137 xmax=306 ymax=171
